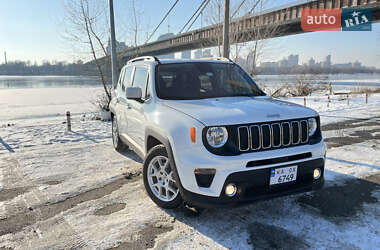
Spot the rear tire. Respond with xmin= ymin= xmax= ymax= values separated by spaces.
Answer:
xmin=112 ymin=116 xmax=128 ymax=152
xmin=143 ymin=145 xmax=183 ymax=209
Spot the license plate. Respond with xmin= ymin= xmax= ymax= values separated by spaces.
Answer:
xmin=270 ymin=166 xmax=297 ymax=185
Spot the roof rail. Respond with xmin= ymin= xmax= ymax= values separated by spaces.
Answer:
xmin=127 ymin=56 xmax=160 ymax=64
xmin=201 ymin=57 xmax=233 ymax=63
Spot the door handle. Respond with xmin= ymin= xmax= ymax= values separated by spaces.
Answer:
xmin=127 ymin=104 xmax=131 ymax=109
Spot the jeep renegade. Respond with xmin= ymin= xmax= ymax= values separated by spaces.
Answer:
xmin=109 ymin=56 xmax=326 ymax=208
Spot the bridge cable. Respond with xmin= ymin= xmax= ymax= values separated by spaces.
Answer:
xmin=145 ymin=0 xmax=180 ymax=44
xmin=178 ymin=0 xmax=208 ymax=34
xmin=231 ymin=0 xmax=248 ymax=18
xmin=247 ymin=0 xmax=262 ymax=15
xmin=185 ymin=0 xmax=211 ymax=33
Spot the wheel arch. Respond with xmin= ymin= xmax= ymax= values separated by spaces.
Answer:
xmin=144 ymin=127 xmax=187 ymax=198
xmin=145 ymin=127 xmax=170 ymax=154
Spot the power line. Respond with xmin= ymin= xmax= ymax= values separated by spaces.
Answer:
xmin=178 ymin=0 xmax=208 ymax=34
xmin=185 ymin=0 xmax=211 ymax=33
xmin=145 ymin=0 xmax=180 ymax=44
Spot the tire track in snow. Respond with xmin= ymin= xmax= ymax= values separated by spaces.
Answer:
xmin=0 ymin=157 xmax=92 ymax=249
xmin=0 ymin=158 xmax=141 ymax=237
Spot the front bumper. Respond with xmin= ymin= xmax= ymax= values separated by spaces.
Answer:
xmin=181 ymin=158 xmax=325 ymax=208
xmin=171 ymin=139 xmax=326 ymax=198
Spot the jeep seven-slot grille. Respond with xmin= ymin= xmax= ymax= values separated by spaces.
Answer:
xmin=237 ymin=120 xmax=308 ymax=152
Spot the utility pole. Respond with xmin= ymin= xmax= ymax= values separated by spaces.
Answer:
xmin=222 ymin=0 xmax=230 ymax=58
xmin=4 ymin=52 xmax=7 ymax=64
xmin=109 ymin=0 xmax=118 ymax=92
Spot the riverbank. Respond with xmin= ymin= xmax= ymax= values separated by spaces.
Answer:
xmin=0 ymin=87 xmax=379 ymax=249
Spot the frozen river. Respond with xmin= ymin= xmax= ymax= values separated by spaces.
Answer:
xmin=1 ymin=74 xmax=379 ymax=90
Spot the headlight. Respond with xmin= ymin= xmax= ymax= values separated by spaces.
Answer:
xmin=206 ymin=127 xmax=228 ymax=148
xmin=308 ymin=118 xmax=317 ymax=136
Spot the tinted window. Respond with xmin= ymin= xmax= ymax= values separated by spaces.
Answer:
xmin=156 ymin=63 xmax=265 ymax=100
xmin=123 ymin=67 xmax=133 ymax=90
xmin=132 ymin=66 xmax=149 ymax=97
xmin=117 ymin=68 xmax=125 ymax=88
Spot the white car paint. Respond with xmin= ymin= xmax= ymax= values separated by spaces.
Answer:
xmin=110 ymin=58 xmax=326 ymax=198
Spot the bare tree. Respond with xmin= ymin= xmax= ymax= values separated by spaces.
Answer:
xmin=230 ymin=0 xmax=280 ymax=75
xmin=63 ymin=0 xmax=111 ymax=109
xmin=204 ymin=0 xmax=224 ymax=56
xmin=204 ymin=0 xmax=280 ymax=75
xmin=132 ymin=0 xmax=139 ymax=47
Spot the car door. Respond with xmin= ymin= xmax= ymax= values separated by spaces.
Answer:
xmin=114 ymin=67 xmax=125 ymax=133
xmin=117 ymin=66 xmax=133 ymax=136
xmin=126 ymin=65 xmax=149 ymax=151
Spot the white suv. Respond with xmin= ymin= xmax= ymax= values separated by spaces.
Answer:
xmin=109 ymin=56 xmax=326 ymax=208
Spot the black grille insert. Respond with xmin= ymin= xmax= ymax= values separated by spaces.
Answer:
xmin=282 ymin=122 xmax=291 ymax=146
xmin=250 ymin=125 xmax=261 ymax=149
xmin=238 ymin=126 xmax=249 ymax=151
xmin=300 ymin=120 xmax=308 ymax=143
xmin=291 ymin=121 xmax=300 ymax=144
xmin=262 ymin=124 xmax=271 ymax=148
xmin=236 ymin=119 xmax=310 ymax=152
xmin=272 ymin=123 xmax=281 ymax=147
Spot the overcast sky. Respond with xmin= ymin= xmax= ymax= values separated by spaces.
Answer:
xmin=1 ymin=0 xmax=379 ymax=67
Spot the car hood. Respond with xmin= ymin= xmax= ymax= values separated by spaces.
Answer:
xmin=162 ymin=96 xmax=318 ymax=126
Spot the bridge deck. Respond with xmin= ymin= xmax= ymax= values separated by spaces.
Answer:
xmin=111 ymin=0 xmax=380 ymax=64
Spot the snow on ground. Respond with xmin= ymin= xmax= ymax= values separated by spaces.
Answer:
xmin=0 ymin=87 xmax=379 ymax=249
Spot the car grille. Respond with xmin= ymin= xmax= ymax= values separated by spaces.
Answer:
xmin=237 ymin=120 xmax=309 ymax=152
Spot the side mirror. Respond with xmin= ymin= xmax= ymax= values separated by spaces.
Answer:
xmin=126 ymin=87 xmax=142 ymax=100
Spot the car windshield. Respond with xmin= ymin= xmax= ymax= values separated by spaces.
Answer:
xmin=156 ymin=62 xmax=265 ymax=100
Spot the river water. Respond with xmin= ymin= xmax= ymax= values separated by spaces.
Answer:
xmin=0 ymin=74 xmax=379 ymax=89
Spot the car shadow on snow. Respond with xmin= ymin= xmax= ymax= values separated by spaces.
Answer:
xmin=117 ymin=149 xmax=143 ymax=164
xmin=164 ymin=169 xmax=380 ymax=249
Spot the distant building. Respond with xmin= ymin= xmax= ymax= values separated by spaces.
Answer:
xmin=157 ymin=54 xmax=175 ymax=59
xmin=279 ymin=59 xmax=288 ymax=68
xmin=308 ymin=57 xmax=316 ymax=67
xmin=193 ymin=49 xmax=202 ymax=59
xmin=353 ymin=61 xmax=362 ymax=68
xmin=106 ymin=40 xmax=128 ymax=55
xmin=287 ymin=54 xmax=299 ymax=67
xmin=323 ymin=55 xmax=332 ymax=68
xmin=260 ymin=62 xmax=278 ymax=68
xmin=335 ymin=63 xmax=353 ymax=68
xmin=201 ymin=49 xmax=212 ymax=58
xmin=180 ymin=50 xmax=191 ymax=59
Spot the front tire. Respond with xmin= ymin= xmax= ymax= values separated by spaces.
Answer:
xmin=112 ymin=116 xmax=128 ymax=152
xmin=143 ymin=145 xmax=183 ymax=209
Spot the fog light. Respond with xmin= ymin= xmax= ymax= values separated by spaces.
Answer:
xmin=313 ymin=168 xmax=321 ymax=180
xmin=225 ymin=183 xmax=237 ymax=197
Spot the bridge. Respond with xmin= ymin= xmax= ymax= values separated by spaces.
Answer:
xmin=115 ymin=0 xmax=380 ymax=64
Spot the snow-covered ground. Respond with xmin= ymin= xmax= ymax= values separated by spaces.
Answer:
xmin=0 ymin=87 xmax=379 ymax=249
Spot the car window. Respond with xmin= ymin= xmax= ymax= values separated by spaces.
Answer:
xmin=156 ymin=62 xmax=265 ymax=100
xmin=122 ymin=67 xmax=133 ymax=91
xmin=117 ymin=68 xmax=125 ymax=89
xmin=132 ymin=66 xmax=149 ymax=98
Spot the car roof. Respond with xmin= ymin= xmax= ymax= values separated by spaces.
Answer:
xmin=158 ymin=59 xmax=233 ymax=64
xmin=125 ymin=57 xmax=234 ymax=67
